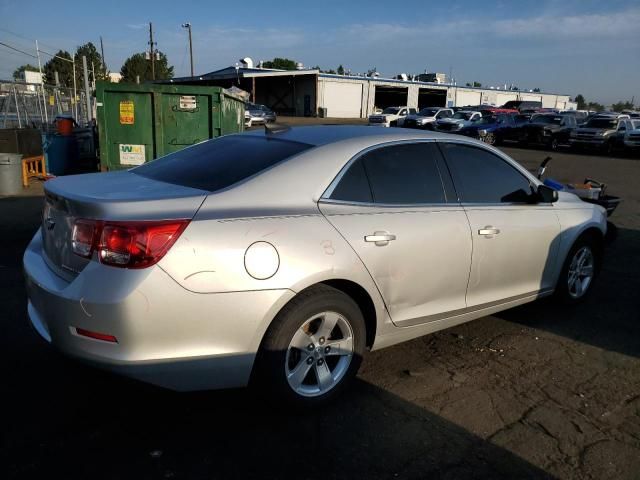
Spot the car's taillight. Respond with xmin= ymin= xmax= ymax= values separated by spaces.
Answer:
xmin=71 ymin=219 xmax=189 ymax=269
xmin=71 ymin=219 xmax=98 ymax=258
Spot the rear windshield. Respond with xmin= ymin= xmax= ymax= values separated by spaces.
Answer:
xmin=532 ymin=115 xmax=562 ymax=125
xmin=133 ymin=135 xmax=313 ymax=191
xmin=584 ymin=118 xmax=617 ymax=129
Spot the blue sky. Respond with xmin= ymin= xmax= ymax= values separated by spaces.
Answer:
xmin=1 ymin=0 xmax=638 ymax=105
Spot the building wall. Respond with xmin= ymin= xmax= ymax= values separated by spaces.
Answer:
xmin=317 ymin=75 xmax=571 ymax=118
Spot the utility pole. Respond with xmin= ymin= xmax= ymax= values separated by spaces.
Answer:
xmin=149 ymin=22 xmax=156 ymax=80
xmin=100 ymin=36 xmax=107 ymax=72
xmin=35 ymin=40 xmax=48 ymax=125
xmin=82 ymin=55 xmax=91 ymax=124
xmin=182 ymin=22 xmax=194 ymax=77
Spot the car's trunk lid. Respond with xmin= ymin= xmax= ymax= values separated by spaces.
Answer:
xmin=42 ymin=170 xmax=208 ymax=280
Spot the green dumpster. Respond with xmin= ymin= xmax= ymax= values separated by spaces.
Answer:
xmin=96 ymin=82 xmax=244 ymax=171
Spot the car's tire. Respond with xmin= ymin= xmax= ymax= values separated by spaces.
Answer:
xmin=605 ymin=141 xmax=616 ymax=157
xmin=483 ymin=132 xmax=496 ymax=145
xmin=554 ymin=234 xmax=601 ymax=304
xmin=550 ymin=137 xmax=559 ymax=151
xmin=252 ymin=284 xmax=366 ymax=407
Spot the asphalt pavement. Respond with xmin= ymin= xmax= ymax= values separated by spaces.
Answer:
xmin=1 ymin=143 xmax=639 ymax=480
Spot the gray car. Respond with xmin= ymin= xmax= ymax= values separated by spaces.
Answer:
xmin=24 ymin=126 xmax=607 ymax=405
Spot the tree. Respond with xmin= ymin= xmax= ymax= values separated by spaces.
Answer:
xmin=586 ymin=102 xmax=605 ymax=112
xmin=337 ymin=64 xmax=345 ymax=75
xmin=74 ymin=42 xmax=108 ymax=86
xmin=311 ymin=65 xmax=336 ymax=74
xmin=120 ymin=51 xmax=174 ymax=83
xmin=533 ymin=88 xmax=541 ymax=93
xmin=12 ymin=64 xmax=39 ymax=80
xmin=43 ymin=50 xmax=74 ymax=87
xmin=574 ymin=94 xmax=586 ymax=110
xmin=261 ymin=57 xmax=297 ymax=70
xmin=367 ymin=67 xmax=378 ymax=77
xmin=611 ymin=100 xmax=634 ymax=112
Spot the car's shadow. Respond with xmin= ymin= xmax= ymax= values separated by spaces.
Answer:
xmin=2 ymin=350 xmax=552 ymax=480
xmin=494 ymin=226 xmax=640 ymax=359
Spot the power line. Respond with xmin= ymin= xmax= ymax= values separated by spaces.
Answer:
xmin=0 ymin=27 xmax=65 ymax=53
xmin=0 ymin=40 xmax=37 ymax=58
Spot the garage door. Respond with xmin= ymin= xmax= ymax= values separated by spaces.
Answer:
xmin=323 ymin=82 xmax=363 ymax=117
xmin=455 ymin=90 xmax=482 ymax=108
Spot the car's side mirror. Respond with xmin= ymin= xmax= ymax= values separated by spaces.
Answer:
xmin=537 ymin=184 xmax=559 ymax=203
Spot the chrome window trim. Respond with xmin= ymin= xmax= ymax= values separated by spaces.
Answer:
xmin=321 ymin=138 xmax=447 ymax=204
xmin=319 ymin=198 xmax=461 ymax=209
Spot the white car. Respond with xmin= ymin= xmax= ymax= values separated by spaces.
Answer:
xmin=24 ymin=126 xmax=607 ymax=405
xmin=434 ymin=111 xmax=482 ymax=132
xmin=368 ymin=107 xmax=417 ymax=127
xmin=403 ymin=107 xmax=454 ymax=129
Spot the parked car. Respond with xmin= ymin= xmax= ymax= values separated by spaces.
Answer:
xmin=560 ymin=110 xmax=590 ymax=125
xmin=244 ymin=102 xmax=268 ymax=126
xmin=621 ymin=110 xmax=640 ymax=119
xmin=258 ymin=104 xmax=277 ymax=123
xmin=434 ymin=110 xmax=482 ymax=132
xmin=623 ymin=119 xmax=640 ymax=153
xmin=501 ymin=100 xmax=543 ymax=112
xmin=569 ymin=114 xmax=632 ymax=155
xmin=459 ymin=113 xmax=518 ymax=145
xmin=519 ymin=113 xmax=577 ymax=150
xmin=403 ymin=107 xmax=454 ymax=129
xmin=478 ymin=106 xmax=519 ymax=117
xmin=24 ymin=127 xmax=607 ymax=405
xmin=368 ymin=106 xmax=417 ymax=127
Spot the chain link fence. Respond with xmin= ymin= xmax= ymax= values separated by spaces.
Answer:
xmin=0 ymin=80 xmax=92 ymax=132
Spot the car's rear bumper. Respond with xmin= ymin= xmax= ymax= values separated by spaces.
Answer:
xmin=24 ymin=229 xmax=294 ymax=391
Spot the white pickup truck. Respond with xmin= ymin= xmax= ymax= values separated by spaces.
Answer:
xmin=368 ymin=106 xmax=417 ymax=127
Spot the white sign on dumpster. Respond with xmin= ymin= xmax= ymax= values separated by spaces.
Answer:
xmin=179 ymin=95 xmax=197 ymax=110
xmin=119 ymin=144 xmax=145 ymax=165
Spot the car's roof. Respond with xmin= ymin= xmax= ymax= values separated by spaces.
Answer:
xmin=242 ymin=125 xmax=453 ymax=147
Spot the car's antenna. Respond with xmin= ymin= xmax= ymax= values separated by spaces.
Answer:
xmin=265 ymin=123 xmax=291 ymax=135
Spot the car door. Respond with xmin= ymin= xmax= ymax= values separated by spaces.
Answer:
xmin=498 ymin=114 xmax=516 ymax=141
xmin=319 ymin=141 xmax=472 ymax=327
xmin=439 ymin=142 xmax=561 ymax=307
xmin=559 ymin=116 xmax=575 ymax=143
xmin=613 ymin=120 xmax=629 ymax=149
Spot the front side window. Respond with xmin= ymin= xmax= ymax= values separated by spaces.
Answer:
xmin=440 ymin=143 xmax=533 ymax=204
xmin=329 ymin=143 xmax=446 ymax=204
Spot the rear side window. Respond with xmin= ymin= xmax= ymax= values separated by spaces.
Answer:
xmin=329 ymin=158 xmax=372 ymax=203
xmin=133 ymin=135 xmax=312 ymax=191
xmin=330 ymin=143 xmax=446 ymax=204
xmin=441 ymin=143 xmax=533 ymax=203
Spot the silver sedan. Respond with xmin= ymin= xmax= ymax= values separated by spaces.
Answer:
xmin=24 ymin=126 xmax=607 ymax=405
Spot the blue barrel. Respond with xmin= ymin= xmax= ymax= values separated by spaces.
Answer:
xmin=44 ymin=134 xmax=79 ymax=176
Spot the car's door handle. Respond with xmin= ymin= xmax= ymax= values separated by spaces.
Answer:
xmin=478 ymin=226 xmax=500 ymax=237
xmin=365 ymin=231 xmax=396 ymax=246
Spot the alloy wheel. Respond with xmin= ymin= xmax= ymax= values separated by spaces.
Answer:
xmin=567 ymin=246 xmax=594 ymax=299
xmin=285 ymin=311 xmax=354 ymax=397
xmin=483 ymin=133 xmax=496 ymax=145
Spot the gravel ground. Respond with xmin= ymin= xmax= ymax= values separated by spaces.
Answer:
xmin=1 ymin=136 xmax=638 ymax=479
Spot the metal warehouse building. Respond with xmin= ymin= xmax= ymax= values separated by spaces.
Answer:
xmin=167 ymin=66 xmax=573 ymax=118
